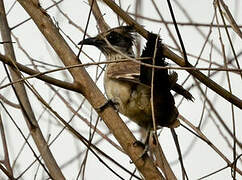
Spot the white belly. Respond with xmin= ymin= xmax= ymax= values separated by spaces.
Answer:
xmin=104 ymin=75 xmax=152 ymax=128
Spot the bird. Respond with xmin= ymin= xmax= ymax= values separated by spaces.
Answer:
xmin=79 ymin=26 xmax=193 ymax=131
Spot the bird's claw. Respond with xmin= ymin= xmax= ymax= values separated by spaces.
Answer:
xmin=130 ymin=140 xmax=149 ymax=164
xmin=96 ymin=99 xmax=118 ymax=112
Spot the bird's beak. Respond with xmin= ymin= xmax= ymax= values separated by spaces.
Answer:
xmin=78 ymin=37 xmax=96 ymax=45
xmin=78 ymin=37 xmax=105 ymax=47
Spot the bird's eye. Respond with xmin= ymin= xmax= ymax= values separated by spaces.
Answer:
xmin=107 ymin=32 xmax=119 ymax=44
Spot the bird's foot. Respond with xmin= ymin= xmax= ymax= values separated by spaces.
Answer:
xmin=96 ymin=99 xmax=119 ymax=112
xmin=130 ymin=140 xmax=149 ymax=164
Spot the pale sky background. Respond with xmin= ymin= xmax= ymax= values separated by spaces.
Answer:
xmin=0 ymin=0 xmax=242 ymax=179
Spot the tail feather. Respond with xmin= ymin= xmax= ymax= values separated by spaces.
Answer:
xmin=172 ymin=83 xmax=194 ymax=101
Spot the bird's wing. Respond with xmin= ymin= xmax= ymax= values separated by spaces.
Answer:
xmin=106 ymin=60 xmax=145 ymax=85
xmin=106 ymin=60 xmax=193 ymax=100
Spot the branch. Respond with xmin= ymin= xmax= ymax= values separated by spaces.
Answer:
xmin=0 ymin=1 xmax=65 ymax=179
xmin=0 ymin=53 xmax=80 ymax=92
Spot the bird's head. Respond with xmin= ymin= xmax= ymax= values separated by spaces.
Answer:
xmin=79 ymin=26 xmax=135 ymax=58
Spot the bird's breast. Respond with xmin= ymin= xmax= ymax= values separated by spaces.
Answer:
xmin=104 ymin=74 xmax=152 ymax=128
xmin=104 ymin=75 xmax=132 ymax=108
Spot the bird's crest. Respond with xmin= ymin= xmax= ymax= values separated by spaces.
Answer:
xmin=100 ymin=26 xmax=136 ymax=48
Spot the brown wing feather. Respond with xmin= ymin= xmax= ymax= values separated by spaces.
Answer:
xmin=106 ymin=60 xmax=193 ymax=100
xmin=106 ymin=61 xmax=141 ymax=84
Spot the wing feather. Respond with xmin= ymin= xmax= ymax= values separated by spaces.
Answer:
xmin=106 ymin=61 xmax=142 ymax=84
xmin=106 ymin=59 xmax=193 ymax=100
